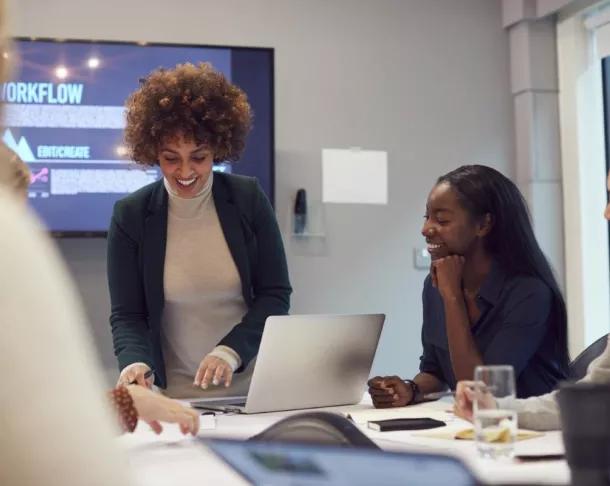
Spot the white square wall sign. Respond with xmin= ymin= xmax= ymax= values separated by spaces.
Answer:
xmin=322 ymin=148 xmax=388 ymax=204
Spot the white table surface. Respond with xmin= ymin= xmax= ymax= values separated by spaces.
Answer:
xmin=118 ymin=398 xmax=570 ymax=485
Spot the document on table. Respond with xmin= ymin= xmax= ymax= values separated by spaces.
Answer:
xmin=343 ymin=402 xmax=453 ymax=424
xmin=413 ymin=426 xmax=543 ymax=442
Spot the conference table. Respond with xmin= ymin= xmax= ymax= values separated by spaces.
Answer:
xmin=118 ymin=397 xmax=570 ymax=485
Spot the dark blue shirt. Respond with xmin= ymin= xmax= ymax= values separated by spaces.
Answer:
xmin=419 ymin=263 xmax=567 ymax=398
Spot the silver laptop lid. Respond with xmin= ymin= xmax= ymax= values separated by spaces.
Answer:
xmin=244 ymin=313 xmax=385 ymax=414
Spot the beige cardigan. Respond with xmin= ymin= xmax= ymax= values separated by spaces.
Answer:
xmin=505 ymin=337 xmax=610 ymax=431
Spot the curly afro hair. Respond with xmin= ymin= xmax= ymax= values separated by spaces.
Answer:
xmin=124 ymin=62 xmax=252 ymax=165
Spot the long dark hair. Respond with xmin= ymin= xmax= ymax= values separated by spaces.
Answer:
xmin=437 ymin=164 xmax=570 ymax=372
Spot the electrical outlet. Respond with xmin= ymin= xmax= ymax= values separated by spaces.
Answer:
xmin=413 ymin=247 xmax=431 ymax=270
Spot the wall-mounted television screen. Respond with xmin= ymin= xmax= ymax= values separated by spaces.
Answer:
xmin=6 ymin=38 xmax=274 ymax=235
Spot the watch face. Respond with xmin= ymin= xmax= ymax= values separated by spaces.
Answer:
xmin=403 ymin=380 xmax=420 ymax=405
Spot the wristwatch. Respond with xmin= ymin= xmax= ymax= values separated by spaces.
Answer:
xmin=403 ymin=379 xmax=420 ymax=405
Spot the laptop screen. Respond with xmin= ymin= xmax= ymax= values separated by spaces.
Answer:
xmin=205 ymin=439 xmax=479 ymax=486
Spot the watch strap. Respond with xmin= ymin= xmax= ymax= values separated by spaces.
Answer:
xmin=403 ymin=379 xmax=420 ymax=405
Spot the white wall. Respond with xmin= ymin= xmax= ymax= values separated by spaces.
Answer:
xmin=557 ymin=5 xmax=610 ymax=355
xmin=10 ymin=0 xmax=513 ymax=384
xmin=499 ymin=0 xmax=610 ymax=368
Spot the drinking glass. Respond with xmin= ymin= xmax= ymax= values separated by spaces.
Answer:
xmin=473 ymin=365 xmax=517 ymax=459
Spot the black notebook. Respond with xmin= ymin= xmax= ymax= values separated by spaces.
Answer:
xmin=367 ymin=417 xmax=446 ymax=432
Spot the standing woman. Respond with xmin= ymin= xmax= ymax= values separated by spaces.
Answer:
xmin=369 ymin=165 xmax=569 ymax=406
xmin=108 ymin=63 xmax=291 ymax=398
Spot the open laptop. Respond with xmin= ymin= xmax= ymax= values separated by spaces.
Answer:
xmin=205 ymin=439 xmax=481 ymax=486
xmin=190 ymin=314 xmax=385 ymax=414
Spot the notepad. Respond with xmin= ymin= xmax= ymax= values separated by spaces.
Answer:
xmin=344 ymin=403 xmax=452 ymax=424
xmin=368 ymin=417 xmax=446 ymax=432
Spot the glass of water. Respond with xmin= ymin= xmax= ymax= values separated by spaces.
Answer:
xmin=473 ymin=365 xmax=517 ymax=460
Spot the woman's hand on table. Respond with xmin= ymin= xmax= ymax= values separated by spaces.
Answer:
xmin=368 ymin=376 xmax=412 ymax=408
xmin=126 ymin=385 xmax=200 ymax=435
xmin=194 ymin=355 xmax=233 ymax=389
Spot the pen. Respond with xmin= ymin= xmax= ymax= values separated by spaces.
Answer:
xmin=190 ymin=403 xmax=243 ymax=414
xmin=423 ymin=391 xmax=455 ymax=400
xmin=423 ymin=385 xmax=497 ymax=400
xmin=128 ymin=368 xmax=155 ymax=386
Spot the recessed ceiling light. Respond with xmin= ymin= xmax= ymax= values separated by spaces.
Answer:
xmin=115 ymin=145 xmax=128 ymax=157
xmin=55 ymin=65 xmax=68 ymax=79
xmin=87 ymin=57 xmax=100 ymax=69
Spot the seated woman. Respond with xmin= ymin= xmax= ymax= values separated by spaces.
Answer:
xmin=369 ymin=165 xmax=569 ymax=407
xmin=1 ymin=175 xmax=199 ymax=486
xmin=109 ymin=63 xmax=291 ymax=398
xmin=454 ymin=170 xmax=610 ymax=431
xmin=0 ymin=12 xmax=195 ymax=486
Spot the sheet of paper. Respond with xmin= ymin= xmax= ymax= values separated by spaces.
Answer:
xmin=414 ymin=427 xmax=544 ymax=442
xmin=344 ymin=402 xmax=453 ymax=424
xmin=322 ymin=148 xmax=388 ymax=204
xmin=514 ymin=430 xmax=565 ymax=457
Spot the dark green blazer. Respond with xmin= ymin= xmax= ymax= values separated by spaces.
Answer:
xmin=107 ymin=173 xmax=291 ymax=388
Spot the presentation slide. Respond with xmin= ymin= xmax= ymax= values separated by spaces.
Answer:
xmin=6 ymin=39 xmax=273 ymax=234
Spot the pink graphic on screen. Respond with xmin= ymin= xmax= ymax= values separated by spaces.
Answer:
xmin=30 ymin=167 xmax=49 ymax=183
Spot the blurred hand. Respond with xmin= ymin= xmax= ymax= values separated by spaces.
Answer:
xmin=368 ymin=376 xmax=412 ymax=408
xmin=453 ymin=380 xmax=497 ymax=422
xmin=118 ymin=363 xmax=153 ymax=389
xmin=194 ymin=355 xmax=233 ymax=390
xmin=433 ymin=255 xmax=465 ymax=301
xmin=126 ymin=385 xmax=199 ymax=435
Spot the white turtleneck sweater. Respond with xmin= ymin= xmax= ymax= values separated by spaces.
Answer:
xmin=159 ymin=173 xmax=254 ymax=398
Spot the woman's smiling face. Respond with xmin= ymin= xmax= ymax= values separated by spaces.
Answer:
xmin=158 ymin=134 xmax=214 ymax=198
xmin=421 ymin=182 xmax=486 ymax=260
